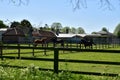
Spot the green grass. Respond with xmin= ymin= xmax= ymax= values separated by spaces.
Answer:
xmin=0 ymin=65 xmax=120 ymax=80
xmin=0 ymin=45 xmax=120 ymax=78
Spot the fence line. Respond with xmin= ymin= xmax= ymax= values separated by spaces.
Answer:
xmin=0 ymin=45 xmax=120 ymax=77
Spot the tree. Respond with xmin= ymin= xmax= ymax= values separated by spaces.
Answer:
xmin=51 ymin=22 xmax=62 ymax=34
xmin=51 ymin=22 xmax=62 ymax=30
xmin=62 ymin=26 xmax=71 ymax=33
xmin=114 ymin=23 xmax=120 ymax=38
xmin=71 ymin=27 xmax=76 ymax=34
xmin=91 ymin=32 xmax=97 ymax=34
xmin=20 ymin=19 xmax=33 ymax=36
xmin=0 ymin=20 xmax=7 ymax=28
xmin=101 ymin=27 xmax=108 ymax=32
xmin=43 ymin=24 xmax=50 ymax=30
xmin=10 ymin=21 xmax=21 ymax=28
xmin=77 ymin=27 xmax=85 ymax=34
xmin=21 ymin=19 xmax=32 ymax=28
xmin=117 ymin=31 xmax=120 ymax=38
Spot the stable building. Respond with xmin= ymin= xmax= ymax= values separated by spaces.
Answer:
xmin=2 ymin=28 xmax=25 ymax=44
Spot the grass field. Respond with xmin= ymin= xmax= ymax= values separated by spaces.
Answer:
xmin=0 ymin=46 xmax=120 ymax=74
xmin=0 ymin=45 xmax=120 ymax=79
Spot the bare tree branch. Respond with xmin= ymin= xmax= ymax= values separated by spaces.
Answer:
xmin=99 ymin=0 xmax=114 ymax=10
xmin=7 ymin=0 xmax=29 ymax=5
xmin=1 ymin=0 xmax=120 ymax=10
xmin=70 ymin=0 xmax=87 ymax=11
xmin=70 ymin=0 xmax=120 ymax=10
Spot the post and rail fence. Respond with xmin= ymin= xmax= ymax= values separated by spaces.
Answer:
xmin=0 ymin=44 xmax=120 ymax=77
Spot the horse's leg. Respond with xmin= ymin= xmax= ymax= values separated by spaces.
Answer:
xmin=34 ymin=43 xmax=37 ymax=47
xmin=91 ymin=44 xmax=93 ymax=49
xmin=61 ymin=42 xmax=64 ymax=53
xmin=46 ymin=43 xmax=48 ymax=47
xmin=79 ymin=43 xmax=81 ymax=49
xmin=84 ymin=44 xmax=86 ymax=49
xmin=44 ymin=43 xmax=47 ymax=56
xmin=53 ymin=42 xmax=56 ymax=47
xmin=61 ymin=41 xmax=64 ymax=48
xmin=42 ymin=43 xmax=44 ymax=47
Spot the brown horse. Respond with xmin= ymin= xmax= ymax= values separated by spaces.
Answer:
xmin=34 ymin=37 xmax=47 ymax=47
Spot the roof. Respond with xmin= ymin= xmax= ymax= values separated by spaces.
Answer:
xmin=2 ymin=28 xmax=25 ymax=36
xmin=57 ymin=34 xmax=76 ymax=38
xmin=97 ymin=31 xmax=108 ymax=35
xmin=57 ymin=33 xmax=101 ymax=38
xmin=39 ymin=30 xmax=57 ymax=37
xmin=95 ymin=31 xmax=116 ymax=37
xmin=32 ymin=30 xmax=41 ymax=37
xmin=36 ymin=30 xmax=101 ymax=39
xmin=0 ymin=28 xmax=8 ymax=31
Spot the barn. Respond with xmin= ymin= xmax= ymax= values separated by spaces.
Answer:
xmin=2 ymin=28 xmax=25 ymax=44
xmin=0 ymin=28 xmax=7 ymax=41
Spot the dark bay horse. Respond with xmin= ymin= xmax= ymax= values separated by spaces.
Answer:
xmin=52 ymin=38 xmax=64 ymax=47
xmin=81 ymin=39 xmax=95 ymax=49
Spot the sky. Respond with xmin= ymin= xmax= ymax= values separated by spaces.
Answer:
xmin=0 ymin=0 xmax=120 ymax=34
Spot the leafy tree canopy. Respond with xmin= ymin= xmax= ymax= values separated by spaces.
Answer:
xmin=0 ymin=20 xmax=7 ymax=28
xmin=10 ymin=21 xmax=21 ymax=28
xmin=51 ymin=22 xmax=62 ymax=30
xmin=51 ymin=22 xmax=62 ymax=34
xmin=77 ymin=27 xmax=85 ymax=34
xmin=62 ymin=26 xmax=71 ymax=34
xmin=114 ymin=23 xmax=120 ymax=38
xmin=20 ymin=19 xmax=32 ymax=28
xmin=71 ymin=27 xmax=76 ymax=34
xmin=101 ymin=27 xmax=108 ymax=32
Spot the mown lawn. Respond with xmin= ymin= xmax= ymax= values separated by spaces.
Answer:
xmin=0 ymin=46 xmax=120 ymax=75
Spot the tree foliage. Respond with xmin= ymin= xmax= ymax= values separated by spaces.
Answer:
xmin=77 ymin=27 xmax=85 ymax=34
xmin=71 ymin=27 xmax=76 ymax=34
xmin=51 ymin=22 xmax=62 ymax=30
xmin=114 ymin=23 xmax=120 ymax=38
xmin=20 ymin=19 xmax=33 ymax=36
xmin=10 ymin=21 xmax=21 ymax=28
xmin=0 ymin=20 xmax=7 ymax=28
xmin=101 ymin=27 xmax=108 ymax=32
xmin=62 ymin=26 xmax=71 ymax=34
xmin=51 ymin=22 xmax=62 ymax=34
xmin=10 ymin=19 xmax=33 ymax=36
xmin=43 ymin=24 xmax=50 ymax=30
xmin=21 ymin=19 xmax=32 ymax=28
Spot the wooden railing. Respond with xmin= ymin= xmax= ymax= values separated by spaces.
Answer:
xmin=0 ymin=45 xmax=120 ymax=77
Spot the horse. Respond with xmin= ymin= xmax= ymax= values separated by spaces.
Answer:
xmin=52 ymin=38 xmax=64 ymax=47
xmin=34 ymin=37 xmax=47 ymax=47
xmin=80 ymin=39 xmax=95 ymax=49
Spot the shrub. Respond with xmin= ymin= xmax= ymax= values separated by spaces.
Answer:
xmin=0 ymin=65 xmax=120 ymax=80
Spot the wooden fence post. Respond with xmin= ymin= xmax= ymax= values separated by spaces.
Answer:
xmin=54 ymin=48 xmax=59 ymax=74
xmin=0 ymin=45 xmax=3 ymax=60
xmin=18 ymin=44 xmax=20 ymax=58
xmin=32 ymin=44 xmax=34 ymax=57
